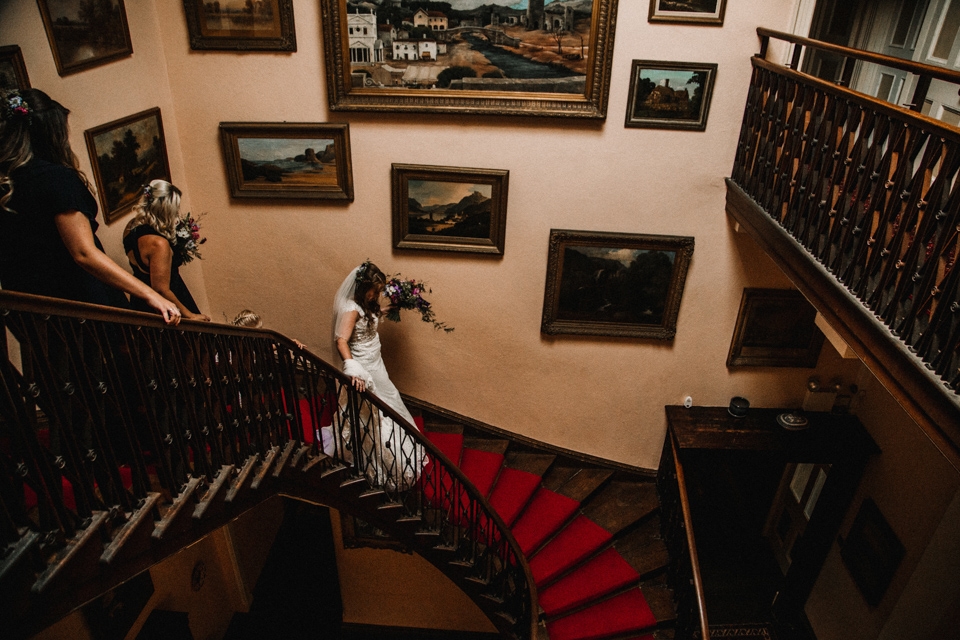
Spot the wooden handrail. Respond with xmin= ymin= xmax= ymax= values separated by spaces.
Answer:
xmin=669 ymin=429 xmax=709 ymax=640
xmin=757 ymin=27 xmax=960 ymax=85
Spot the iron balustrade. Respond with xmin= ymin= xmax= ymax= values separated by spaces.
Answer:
xmin=0 ymin=290 xmax=535 ymax=638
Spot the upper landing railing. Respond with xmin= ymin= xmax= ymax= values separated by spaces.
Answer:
xmin=0 ymin=290 xmax=536 ymax=638
xmin=727 ymin=28 xmax=960 ymax=470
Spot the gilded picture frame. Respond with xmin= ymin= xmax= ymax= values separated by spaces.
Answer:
xmin=541 ymin=229 xmax=694 ymax=339
xmin=319 ymin=0 xmax=620 ymax=118
xmin=625 ymin=60 xmax=717 ymax=131
xmin=84 ymin=108 xmax=172 ymax=224
xmin=648 ymin=0 xmax=727 ymax=25
xmin=219 ymin=122 xmax=354 ymax=201
xmin=0 ymin=45 xmax=31 ymax=91
xmin=37 ymin=0 xmax=133 ymax=76
xmin=181 ymin=0 xmax=297 ymax=51
xmin=726 ymin=288 xmax=825 ymax=368
xmin=392 ymin=164 xmax=509 ymax=255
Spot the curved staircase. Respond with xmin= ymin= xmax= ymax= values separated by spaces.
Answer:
xmin=0 ymin=291 xmax=691 ymax=639
xmin=410 ymin=404 xmax=677 ymax=640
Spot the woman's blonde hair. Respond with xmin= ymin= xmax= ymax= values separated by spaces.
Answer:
xmin=124 ymin=179 xmax=181 ymax=241
xmin=232 ymin=309 xmax=262 ymax=328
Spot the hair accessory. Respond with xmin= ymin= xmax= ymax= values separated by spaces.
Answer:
xmin=142 ymin=184 xmax=153 ymax=204
xmin=355 ymin=260 xmax=372 ymax=284
xmin=1 ymin=91 xmax=31 ymax=121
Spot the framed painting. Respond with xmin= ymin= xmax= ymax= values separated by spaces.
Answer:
xmin=219 ymin=122 xmax=354 ymax=201
xmin=84 ymin=108 xmax=171 ymax=224
xmin=625 ymin=60 xmax=717 ymax=130
xmin=392 ymin=164 xmax=508 ymax=255
xmin=726 ymin=289 xmax=825 ymax=368
xmin=181 ymin=0 xmax=297 ymax=51
xmin=840 ymin=498 xmax=905 ymax=607
xmin=648 ymin=0 xmax=727 ymax=25
xmin=0 ymin=45 xmax=30 ymax=91
xmin=319 ymin=0 xmax=620 ymax=118
xmin=541 ymin=229 xmax=694 ymax=339
xmin=37 ymin=0 xmax=133 ymax=76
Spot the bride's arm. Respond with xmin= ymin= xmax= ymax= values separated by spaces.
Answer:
xmin=335 ymin=310 xmax=367 ymax=391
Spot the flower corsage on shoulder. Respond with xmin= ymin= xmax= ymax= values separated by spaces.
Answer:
xmin=173 ymin=212 xmax=206 ymax=264
xmin=384 ymin=275 xmax=453 ymax=333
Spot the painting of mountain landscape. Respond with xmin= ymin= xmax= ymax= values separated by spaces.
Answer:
xmin=407 ymin=181 xmax=492 ymax=238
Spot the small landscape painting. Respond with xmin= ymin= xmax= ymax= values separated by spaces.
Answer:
xmin=648 ymin=0 xmax=726 ymax=25
xmin=625 ymin=60 xmax=717 ymax=130
xmin=541 ymin=230 xmax=694 ymax=339
xmin=0 ymin=46 xmax=30 ymax=91
xmin=84 ymin=108 xmax=171 ymax=224
xmin=37 ymin=0 xmax=133 ymax=76
xmin=220 ymin=123 xmax=354 ymax=201
xmin=726 ymin=289 xmax=824 ymax=368
xmin=182 ymin=0 xmax=297 ymax=50
xmin=392 ymin=164 xmax=508 ymax=254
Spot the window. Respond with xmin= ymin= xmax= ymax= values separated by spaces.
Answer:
xmin=930 ymin=0 xmax=960 ymax=61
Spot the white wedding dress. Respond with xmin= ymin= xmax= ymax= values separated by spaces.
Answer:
xmin=331 ymin=298 xmax=425 ymax=490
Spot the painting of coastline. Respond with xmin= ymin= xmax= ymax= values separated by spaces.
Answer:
xmin=392 ymin=164 xmax=508 ymax=254
xmin=220 ymin=123 xmax=354 ymax=200
xmin=37 ymin=0 xmax=132 ymax=75
xmin=84 ymin=109 xmax=171 ymax=224
xmin=625 ymin=60 xmax=717 ymax=130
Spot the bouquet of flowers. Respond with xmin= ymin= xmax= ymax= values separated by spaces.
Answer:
xmin=384 ymin=276 xmax=454 ymax=332
xmin=173 ymin=212 xmax=206 ymax=264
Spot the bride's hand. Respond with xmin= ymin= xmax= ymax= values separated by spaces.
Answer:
xmin=351 ymin=376 xmax=366 ymax=392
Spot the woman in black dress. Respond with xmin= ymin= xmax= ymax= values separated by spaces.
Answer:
xmin=123 ymin=179 xmax=210 ymax=321
xmin=0 ymin=88 xmax=179 ymax=323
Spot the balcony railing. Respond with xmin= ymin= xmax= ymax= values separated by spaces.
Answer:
xmin=727 ymin=28 xmax=960 ymax=471
xmin=0 ymin=290 xmax=535 ymax=638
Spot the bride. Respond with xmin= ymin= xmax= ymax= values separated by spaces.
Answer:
xmin=329 ymin=261 xmax=425 ymax=489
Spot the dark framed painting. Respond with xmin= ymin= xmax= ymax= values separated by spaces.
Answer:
xmin=392 ymin=164 xmax=508 ymax=255
xmin=37 ymin=0 xmax=133 ymax=76
xmin=182 ymin=0 xmax=297 ymax=51
xmin=341 ymin=513 xmax=410 ymax=553
xmin=726 ymin=288 xmax=825 ymax=368
xmin=84 ymin=108 xmax=171 ymax=224
xmin=319 ymin=0 xmax=619 ymax=118
xmin=541 ymin=229 xmax=694 ymax=339
xmin=624 ymin=60 xmax=717 ymax=131
xmin=840 ymin=498 xmax=905 ymax=607
xmin=219 ymin=122 xmax=354 ymax=201
xmin=648 ymin=0 xmax=727 ymax=25
xmin=0 ymin=45 xmax=30 ymax=91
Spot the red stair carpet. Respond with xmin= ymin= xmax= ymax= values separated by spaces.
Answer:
xmin=421 ymin=425 xmax=663 ymax=640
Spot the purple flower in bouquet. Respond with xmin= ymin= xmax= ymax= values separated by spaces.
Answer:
xmin=173 ymin=212 xmax=207 ymax=264
xmin=384 ymin=276 xmax=453 ymax=332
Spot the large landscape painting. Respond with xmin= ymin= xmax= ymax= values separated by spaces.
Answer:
xmin=321 ymin=0 xmax=620 ymax=117
xmin=37 ymin=0 xmax=132 ymax=75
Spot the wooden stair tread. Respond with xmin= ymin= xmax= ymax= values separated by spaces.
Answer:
xmin=582 ymin=481 xmax=659 ymax=535
xmin=541 ymin=465 xmax=581 ymax=491
xmin=503 ymin=451 xmax=556 ymax=476
xmin=554 ymin=468 xmax=614 ymax=502
xmin=612 ymin=517 xmax=669 ymax=577
xmin=462 ymin=437 xmax=510 ymax=455
xmin=640 ymin=581 xmax=677 ymax=623
xmin=421 ymin=419 xmax=464 ymax=434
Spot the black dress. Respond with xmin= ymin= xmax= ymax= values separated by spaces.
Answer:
xmin=123 ymin=224 xmax=200 ymax=315
xmin=0 ymin=159 xmax=128 ymax=308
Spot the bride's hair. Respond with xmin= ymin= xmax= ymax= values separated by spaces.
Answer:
xmin=354 ymin=261 xmax=386 ymax=317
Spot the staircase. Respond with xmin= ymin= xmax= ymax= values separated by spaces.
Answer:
xmin=408 ymin=401 xmax=678 ymax=640
xmin=0 ymin=290 xmax=691 ymax=639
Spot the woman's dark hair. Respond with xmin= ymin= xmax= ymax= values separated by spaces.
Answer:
xmin=0 ymin=88 xmax=86 ymax=211
xmin=354 ymin=261 xmax=386 ymax=317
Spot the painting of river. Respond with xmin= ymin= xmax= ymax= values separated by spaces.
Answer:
xmin=198 ymin=0 xmax=283 ymax=38
xmin=322 ymin=0 xmax=619 ymax=117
